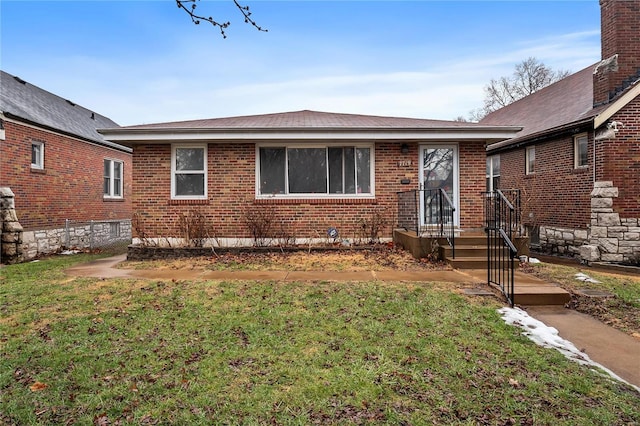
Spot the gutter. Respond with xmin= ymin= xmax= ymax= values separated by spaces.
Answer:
xmin=486 ymin=118 xmax=594 ymax=154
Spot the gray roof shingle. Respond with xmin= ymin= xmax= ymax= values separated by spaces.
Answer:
xmin=481 ymin=63 xmax=602 ymax=149
xmin=117 ymin=109 xmax=503 ymax=131
xmin=0 ymin=70 xmax=130 ymax=152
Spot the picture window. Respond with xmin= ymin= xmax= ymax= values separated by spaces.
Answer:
xmin=257 ymin=145 xmax=373 ymax=197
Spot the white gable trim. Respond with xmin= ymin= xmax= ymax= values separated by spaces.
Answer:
xmin=594 ymin=84 xmax=640 ymax=129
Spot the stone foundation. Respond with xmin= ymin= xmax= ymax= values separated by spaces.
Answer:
xmin=21 ymin=220 xmax=132 ymax=260
xmin=539 ymin=226 xmax=590 ymax=257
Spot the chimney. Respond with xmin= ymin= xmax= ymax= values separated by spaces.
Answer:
xmin=593 ymin=0 xmax=640 ymax=107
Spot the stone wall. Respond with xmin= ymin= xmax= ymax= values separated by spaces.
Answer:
xmin=537 ymin=182 xmax=640 ymax=265
xmin=581 ymin=181 xmax=640 ymax=264
xmin=0 ymin=187 xmax=24 ymax=264
xmin=539 ymin=226 xmax=590 ymax=257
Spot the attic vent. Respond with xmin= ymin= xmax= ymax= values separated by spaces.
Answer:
xmin=66 ymin=99 xmax=76 ymax=106
xmin=13 ymin=76 xmax=27 ymax=84
xmin=91 ymin=112 xmax=95 ymax=120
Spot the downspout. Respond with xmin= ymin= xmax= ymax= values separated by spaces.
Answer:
xmin=593 ymin=132 xmax=596 ymax=183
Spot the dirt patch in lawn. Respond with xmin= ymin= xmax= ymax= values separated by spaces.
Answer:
xmin=121 ymin=245 xmax=449 ymax=273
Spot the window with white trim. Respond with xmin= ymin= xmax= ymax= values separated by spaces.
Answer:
xmin=31 ymin=141 xmax=44 ymax=169
xmin=257 ymin=145 xmax=373 ymax=197
xmin=525 ymin=146 xmax=535 ymax=175
xmin=486 ymin=155 xmax=500 ymax=191
xmin=574 ymin=134 xmax=588 ymax=168
xmin=103 ymin=159 xmax=123 ymax=198
xmin=171 ymin=145 xmax=207 ymax=199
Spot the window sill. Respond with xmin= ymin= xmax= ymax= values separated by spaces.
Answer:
xmin=254 ymin=197 xmax=377 ymax=205
xmin=103 ymin=197 xmax=125 ymax=202
xmin=30 ymin=167 xmax=46 ymax=174
xmin=168 ymin=199 xmax=210 ymax=206
xmin=572 ymin=166 xmax=589 ymax=174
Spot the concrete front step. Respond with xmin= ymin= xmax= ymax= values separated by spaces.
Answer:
xmin=512 ymin=285 xmax=572 ymax=306
xmin=446 ymin=256 xmax=490 ymax=269
xmin=462 ymin=269 xmax=571 ymax=306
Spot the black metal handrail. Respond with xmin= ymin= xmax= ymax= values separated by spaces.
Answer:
xmin=397 ymin=188 xmax=456 ymax=258
xmin=437 ymin=188 xmax=456 ymax=258
xmin=483 ymin=190 xmax=521 ymax=307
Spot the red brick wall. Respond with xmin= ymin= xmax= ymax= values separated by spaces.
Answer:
xmin=498 ymin=134 xmax=594 ymax=229
xmin=0 ymin=120 xmax=132 ymax=230
xmin=459 ymin=141 xmax=487 ymax=229
xmin=595 ymin=0 xmax=640 ymax=105
xmin=601 ymin=97 xmax=640 ymax=216
xmin=131 ymin=141 xmax=487 ymax=240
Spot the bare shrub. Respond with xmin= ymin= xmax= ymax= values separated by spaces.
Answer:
xmin=132 ymin=212 xmax=156 ymax=247
xmin=356 ymin=207 xmax=392 ymax=244
xmin=242 ymin=203 xmax=277 ymax=247
xmin=177 ymin=209 xmax=210 ymax=247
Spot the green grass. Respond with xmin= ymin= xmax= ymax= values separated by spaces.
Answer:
xmin=1 ymin=256 xmax=639 ymax=425
xmin=528 ymin=263 xmax=640 ymax=306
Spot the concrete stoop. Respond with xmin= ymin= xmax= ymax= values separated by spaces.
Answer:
xmin=461 ymin=269 xmax=571 ymax=306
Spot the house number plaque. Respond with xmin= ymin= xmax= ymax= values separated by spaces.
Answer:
xmin=397 ymin=160 xmax=412 ymax=167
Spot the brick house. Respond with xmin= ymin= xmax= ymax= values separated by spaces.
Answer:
xmin=482 ymin=0 xmax=640 ymax=264
xmin=0 ymin=70 xmax=132 ymax=262
xmin=100 ymin=110 xmax=520 ymax=247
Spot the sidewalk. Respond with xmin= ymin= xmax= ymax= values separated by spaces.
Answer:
xmin=65 ymin=254 xmax=640 ymax=389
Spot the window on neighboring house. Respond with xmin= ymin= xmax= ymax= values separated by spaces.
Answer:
xmin=31 ymin=141 xmax=44 ymax=169
xmin=486 ymin=155 xmax=500 ymax=192
xmin=104 ymin=159 xmax=124 ymax=198
xmin=574 ymin=134 xmax=589 ymax=168
xmin=257 ymin=145 xmax=374 ymax=197
xmin=525 ymin=146 xmax=535 ymax=175
xmin=171 ymin=145 xmax=207 ymax=199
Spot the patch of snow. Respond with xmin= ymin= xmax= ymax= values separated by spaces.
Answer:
xmin=498 ymin=307 xmax=639 ymax=393
xmin=574 ymin=272 xmax=601 ymax=284
xmin=528 ymin=257 xmax=541 ymax=264
xmin=60 ymin=250 xmax=80 ymax=255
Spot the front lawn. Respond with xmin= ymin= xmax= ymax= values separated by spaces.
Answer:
xmin=1 ymin=256 xmax=638 ymax=425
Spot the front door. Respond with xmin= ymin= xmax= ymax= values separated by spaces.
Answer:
xmin=419 ymin=145 xmax=459 ymax=227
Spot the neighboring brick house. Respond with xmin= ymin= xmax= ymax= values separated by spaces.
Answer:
xmin=483 ymin=0 xmax=640 ymax=264
xmin=99 ymin=110 xmax=520 ymax=247
xmin=0 ymin=70 xmax=132 ymax=262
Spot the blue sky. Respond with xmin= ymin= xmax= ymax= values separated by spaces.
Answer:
xmin=1 ymin=1 xmax=601 ymax=126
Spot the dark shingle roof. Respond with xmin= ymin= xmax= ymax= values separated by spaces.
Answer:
xmin=0 ymin=70 xmax=130 ymax=152
xmin=118 ymin=109 xmax=496 ymax=131
xmin=481 ymin=64 xmax=601 ymax=149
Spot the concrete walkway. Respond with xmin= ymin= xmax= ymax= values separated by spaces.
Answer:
xmin=65 ymin=254 xmax=640 ymax=389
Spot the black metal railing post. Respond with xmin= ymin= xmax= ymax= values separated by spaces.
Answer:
xmin=483 ymin=190 xmax=520 ymax=307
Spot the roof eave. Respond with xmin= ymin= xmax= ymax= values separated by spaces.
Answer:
xmin=486 ymin=118 xmax=594 ymax=153
xmin=99 ymin=126 xmax=523 ymax=147
xmin=4 ymin=112 xmax=132 ymax=153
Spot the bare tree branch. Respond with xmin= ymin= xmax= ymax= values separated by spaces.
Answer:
xmin=470 ymin=57 xmax=569 ymax=121
xmin=176 ymin=0 xmax=267 ymax=38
